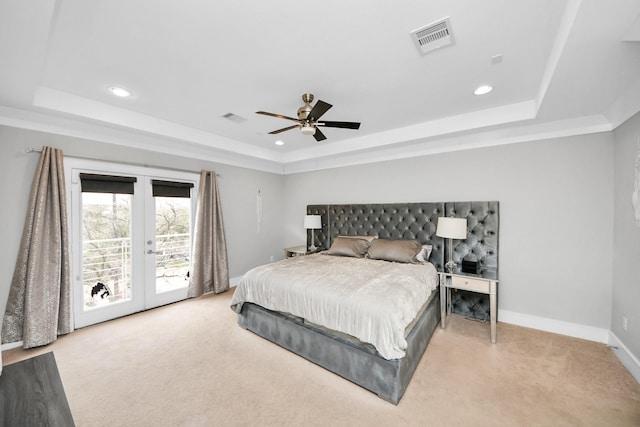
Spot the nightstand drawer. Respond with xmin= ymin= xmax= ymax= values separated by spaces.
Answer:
xmin=450 ymin=275 xmax=489 ymax=293
xmin=284 ymin=245 xmax=309 ymax=258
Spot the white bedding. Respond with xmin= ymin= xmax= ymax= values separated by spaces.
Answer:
xmin=230 ymin=253 xmax=438 ymax=360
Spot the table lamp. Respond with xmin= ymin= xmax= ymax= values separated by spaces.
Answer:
xmin=304 ymin=215 xmax=322 ymax=251
xmin=436 ymin=217 xmax=467 ymax=273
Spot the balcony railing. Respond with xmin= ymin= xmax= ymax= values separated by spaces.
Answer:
xmin=83 ymin=233 xmax=190 ymax=296
xmin=83 ymin=237 xmax=131 ymax=291
xmin=155 ymin=233 xmax=190 ymax=271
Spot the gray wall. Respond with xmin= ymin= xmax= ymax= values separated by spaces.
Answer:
xmin=0 ymin=124 xmax=625 ymax=351
xmin=284 ymin=132 xmax=614 ymax=329
xmin=613 ymin=111 xmax=640 ymax=358
xmin=0 ymin=125 xmax=285 ymax=321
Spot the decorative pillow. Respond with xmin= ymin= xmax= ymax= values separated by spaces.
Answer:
xmin=336 ymin=234 xmax=377 ymax=243
xmin=324 ymin=236 xmax=371 ymax=258
xmin=367 ymin=239 xmax=423 ymax=263
xmin=414 ymin=244 xmax=433 ymax=264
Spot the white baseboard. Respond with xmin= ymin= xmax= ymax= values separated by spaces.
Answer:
xmin=229 ymin=276 xmax=242 ymax=288
xmin=609 ymin=332 xmax=640 ymax=384
xmin=1 ymin=341 xmax=23 ymax=352
xmin=499 ymin=310 xmax=610 ymax=343
xmin=499 ymin=309 xmax=640 ymax=384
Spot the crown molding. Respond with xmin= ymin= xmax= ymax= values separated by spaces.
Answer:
xmin=0 ymin=105 xmax=623 ymax=176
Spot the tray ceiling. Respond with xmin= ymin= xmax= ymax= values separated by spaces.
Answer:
xmin=1 ymin=0 xmax=640 ymax=173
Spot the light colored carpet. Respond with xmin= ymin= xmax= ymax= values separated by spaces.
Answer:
xmin=3 ymin=290 xmax=639 ymax=426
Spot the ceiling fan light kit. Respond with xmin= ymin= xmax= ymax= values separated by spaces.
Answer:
xmin=256 ymin=93 xmax=360 ymax=142
xmin=301 ymin=124 xmax=316 ymax=135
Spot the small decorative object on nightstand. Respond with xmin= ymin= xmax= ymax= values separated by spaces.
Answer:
xmin=439 ymin=271 xmax=499 ymax=343
xmin=283 ymin=245 xmax=315 ymax=258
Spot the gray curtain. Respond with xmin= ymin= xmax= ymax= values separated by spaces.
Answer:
xmin=2 ymin=146 xmax=71 ymax=349
xmin=188 ymin=171 xmax=229 ymax=297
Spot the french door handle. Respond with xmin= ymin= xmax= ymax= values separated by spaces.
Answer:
xmin=146 ymin=249 xmax=159 ymax=255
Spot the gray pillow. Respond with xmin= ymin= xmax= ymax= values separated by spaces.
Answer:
xmin=367 ymin=239 xmax=422 ymax=263
xmin=324 ymin=236 xmax=371 ymax=258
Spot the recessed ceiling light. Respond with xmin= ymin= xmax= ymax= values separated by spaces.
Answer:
xmin=474 ymin=85 xmax=493 ymax=95
xmin=108 ymin=86 xmax=133 ymax=97
xmin=275 ymin=140 xmax=284 ymax=146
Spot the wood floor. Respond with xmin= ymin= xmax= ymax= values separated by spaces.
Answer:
xmin=0 ymin=352 xmax=74 ymax=426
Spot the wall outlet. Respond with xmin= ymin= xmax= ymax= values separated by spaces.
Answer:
xmin=623 ymin=316 xmax=628 ymax=332
xmin=269 ymin=255 xmax=274 ymax=262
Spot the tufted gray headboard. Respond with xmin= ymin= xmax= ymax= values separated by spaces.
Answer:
xmin=307 ymin=203 xmax=446 ymax=271
xmin=445 ymin=201 xmax=499 ymax=278
xmin=307 ymin=201 xmax=499 ymax=279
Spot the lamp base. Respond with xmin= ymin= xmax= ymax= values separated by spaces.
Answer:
xmin=445 ymin=237 xmax=457 ymax=273
xmin=308 ymin=229 xmax=316 ymax=252
xmin=445 ymin=260 xmax=456 ymax=273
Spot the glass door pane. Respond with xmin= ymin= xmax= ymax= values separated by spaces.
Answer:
xmin=144 ymin=176 xmax=194 ymax=309
xmin=81 ymin=192 xmax=132 ymax=310
xmin=154 ymin=196 xmax=191 ymax=294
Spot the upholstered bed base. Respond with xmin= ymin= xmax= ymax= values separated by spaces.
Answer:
xmin=237 ymin=289 xmax=441 ymax=405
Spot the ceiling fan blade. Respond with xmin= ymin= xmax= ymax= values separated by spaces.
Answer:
xmin=256 ymin=111 xmax=301 ymax=123
xmin=268 ymin=124 xmax=299 ymax=134
xmin=318 ymin=121 xmax=361 ymax=130
xmin=313 ymin=127 xmax=327 ymax=142
xmin=308 ymin=100 xmax=332 ymax=121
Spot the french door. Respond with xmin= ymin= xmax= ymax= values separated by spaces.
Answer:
xmin=66 ymin=159 xmax=198 ymax=328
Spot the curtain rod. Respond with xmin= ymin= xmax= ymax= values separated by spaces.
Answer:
xmin=25 ymin=147 xmax=222 ymax=178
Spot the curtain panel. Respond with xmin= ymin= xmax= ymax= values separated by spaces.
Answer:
xmin=188 ymin=171 xmax=229 ymax=297
xmin=2 ymin=146 xmax=71 ymax=349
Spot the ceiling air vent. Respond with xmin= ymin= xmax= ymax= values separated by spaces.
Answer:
xmin=410 ymin=17 xmax=454 ymax=55
xmin=222 ymin=112 xmax=247 ymax=123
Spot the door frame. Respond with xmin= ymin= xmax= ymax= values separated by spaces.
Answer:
xmin=65 ymin=158 xmax=198 ymax=328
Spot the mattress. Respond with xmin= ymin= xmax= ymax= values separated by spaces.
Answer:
xmin=299 ymin=289 xmax=437 ymax=355
xmin=231 ymin=253 xmax=439 ymax=359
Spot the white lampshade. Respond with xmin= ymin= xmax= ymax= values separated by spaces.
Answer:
xmin=304 ymin=215 xmax=322 ymax=229
xmin=436 ymin=217 xmax=467 ymax=239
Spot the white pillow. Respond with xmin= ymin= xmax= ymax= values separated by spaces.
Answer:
xmin=336 ymin=234 xmax=377 ymax=242
xmin=414 ymin=244 xmax=433 ymax=264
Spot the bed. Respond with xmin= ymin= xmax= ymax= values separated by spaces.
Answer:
xmin=231 ymin=201 xmax=499 ymax=404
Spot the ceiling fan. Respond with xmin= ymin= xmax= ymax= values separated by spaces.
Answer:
xmin=256 ymin=94 xmax=361 ymax=142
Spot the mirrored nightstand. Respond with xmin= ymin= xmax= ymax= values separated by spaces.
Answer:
xmin=283 ymin=245 xmax=316 ymax=258
xmin=438 ymin=271 xmax=499 ymax=343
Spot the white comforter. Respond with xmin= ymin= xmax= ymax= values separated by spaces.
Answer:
xmin=230 ymin=253 xmax=438 ymax=360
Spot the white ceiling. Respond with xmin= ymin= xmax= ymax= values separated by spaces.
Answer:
xmin=1 ymin=0 xmax=640 ymax=174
